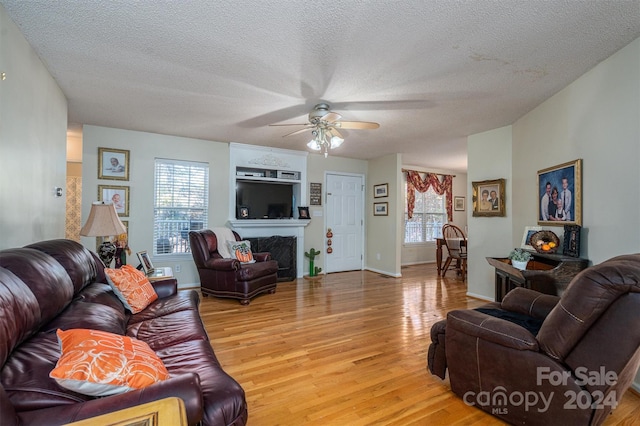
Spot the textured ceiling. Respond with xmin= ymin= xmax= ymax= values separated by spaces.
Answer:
xmin=2 ymin=1 xmax=639 ymax=172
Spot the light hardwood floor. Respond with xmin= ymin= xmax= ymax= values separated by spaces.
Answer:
xmin=197 ymin=264 xmax=640 ymax=425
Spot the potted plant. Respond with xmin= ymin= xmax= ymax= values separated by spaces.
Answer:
xmin=508 ymin=248 xmax=532 ymax=270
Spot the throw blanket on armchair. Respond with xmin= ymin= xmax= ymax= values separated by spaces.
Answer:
xmin=213 ymin=227 xmax=236 ymax=258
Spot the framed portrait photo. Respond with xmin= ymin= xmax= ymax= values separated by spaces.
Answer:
xmin=136 ymin=250 xmax=154 ymax=274
xmin=454 ymin=196 xmax=465 ymax=211
xmin=98 ymin=185 xmax=129 ymax=217
xmin=472 ymin=178 xmax=505 ymax=217
xmin=521 ymin=226 xmax=542 ymax=250
xmin=298 ymin=206 xmax=310 ymax=219
xmin=98 ymin=147 xmax=130 ymax=181
xmin=238 ymin=206 xmax=249 ymax=219
xmin=373 ymin=202 xmax=388 ymax=216
xmin=537 ymin=159 xmax=582 ymax=226
xmin=373 ymin=183 xmax=389 ymax=198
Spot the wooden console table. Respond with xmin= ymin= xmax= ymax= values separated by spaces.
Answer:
xmin=487 ymin=252 xmax=588 ymax=302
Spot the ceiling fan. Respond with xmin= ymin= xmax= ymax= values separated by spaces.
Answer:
xmin=270 ymin=103 xmax=380 ymax=157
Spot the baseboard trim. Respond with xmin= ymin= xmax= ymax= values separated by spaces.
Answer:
xmin=401 ymin=260 xmax=436 ymax=266
xmin=466 ymin=291 xmax=494 ymax=302
xmin=178 ymin=282 xmax=199 ymax=290
xmin=365 ymin=267 xmax=402 ymax=278
xmin=631 ymin=382 xmax=640 ymax=395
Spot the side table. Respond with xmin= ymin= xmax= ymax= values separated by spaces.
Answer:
xmin=64 ymin=396 xmax=187 ymax=426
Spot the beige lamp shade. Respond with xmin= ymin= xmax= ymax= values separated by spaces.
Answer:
xmin=80 ymin=202 xmax=127 ymax=237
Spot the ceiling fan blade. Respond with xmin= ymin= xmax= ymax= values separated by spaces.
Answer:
xmin=269 ymin=123 xmax=310 ymax=127
xmin=334 ymin=121 xmax=380 ymax=130
xmin=328 ymin=127 xmax=344 ymax=139
xmin=320 ymin=112 xmax=342 ymax=123
xmin=282 ymin=127 xmax=312 ymax=137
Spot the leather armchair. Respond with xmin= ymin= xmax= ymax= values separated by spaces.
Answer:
xmin=189 ymin=229 xmax=278 ymax=305
xmin=428 ymin=254 xmax=640 ymax=425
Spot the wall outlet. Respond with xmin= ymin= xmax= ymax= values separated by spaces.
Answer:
xmin=175 ymin=264 xmax=181 ymax=273
xmin=376 ymin=253 xmax=381 ymax=260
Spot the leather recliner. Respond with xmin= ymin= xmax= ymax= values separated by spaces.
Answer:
xmin=189 ymin=229 xmax=278 ymax=305
xmin=428 ymin=253 xmax=640 ymax=425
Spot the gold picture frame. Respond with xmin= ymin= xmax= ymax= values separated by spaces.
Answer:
xmin=98 ymin=147 xmax=130 ymax=181
xmin=98 ymin=184 xmax=130 ymax=217
xmin=537 ymin=159 xmax=582 ymax=226
xmin=472 ymin=178 xmax=505 ymax=217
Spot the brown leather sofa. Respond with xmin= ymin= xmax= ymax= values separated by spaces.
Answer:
xmin=428 ymin=253 xmax=640 ymax=425
xmin=0 ymin=239 xmax=247 ymax=426
xmin=189 ymin=230 xmax=278 ymax=305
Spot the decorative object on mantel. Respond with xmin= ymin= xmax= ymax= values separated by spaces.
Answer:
xmin=80 ymin=201 xmax=127 ymax=267
xmin=508 ymin=248 xmax=533 ymax=270
xmin=529 ymin=230 xmax=560 ymax=254
xmin=305 ymin=248 xmax=322 ymax=277
xmin=563 ymin=224 xmax=581 ymax=257
xmin=298 ymin=206 xmax=310 ymax=219
xmin=270 ymin=103 xmax=379 ymax=157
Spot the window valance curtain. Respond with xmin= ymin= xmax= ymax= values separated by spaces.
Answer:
xmin=406 ymin=170 xmax=453 ymax=221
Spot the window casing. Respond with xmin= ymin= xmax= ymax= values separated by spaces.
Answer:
xmin=154 ymin=159 xmax=209 ymax=255
xmin=404 ymin=183 xmax=446 ymax=243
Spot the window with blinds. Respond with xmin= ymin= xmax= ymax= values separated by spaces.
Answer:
xmin=154 ymin=159 xmax=209 ymax=255
xmin=404 ymin=182 xmax=447 ymax=243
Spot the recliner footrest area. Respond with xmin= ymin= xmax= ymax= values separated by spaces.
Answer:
xmin=427 ymin=320 xmax=447 ymax=379
xmin=474 ymin=307 xmax=543 ymax=335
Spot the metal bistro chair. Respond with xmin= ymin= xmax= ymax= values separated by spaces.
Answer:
xmin=442 ymin=224 xmax=467 ymax=280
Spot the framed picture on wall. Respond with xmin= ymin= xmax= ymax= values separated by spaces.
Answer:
xmin=98 ymin=147 xmax=130 ymax=181
xmin=454 ymin=196 xmax=465 ymax=211
xmin=373 ymin=202 xmax=388 ymax=216
xmin=373 ymin=183 xmax=389 ymax=198
xmin=98 ymin=185 xmax=129 ymax=217
xmin=537 ymin=159 xmax=582 ymax=226
xmin=472 ymin=179 xmax=505 ymax=217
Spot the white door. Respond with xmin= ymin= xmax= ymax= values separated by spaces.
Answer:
xmin=325 ymin=173 xmax=364 ymax=273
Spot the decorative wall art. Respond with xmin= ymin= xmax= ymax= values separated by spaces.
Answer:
xmin=374 ymin=183 xmax=389 ymax=198
xmin=454 ymin=196 xmax=465 ymax=211
xmin=373 ymin=202 xmax=388 ymax=216
xmin=98 ymin=147 xmax=130 ymax=181
xmin=537 ymin=159 xmax=582 ymax=226
xmin=472 ymin=178 xmax=505 ymax=217
xmin=309 ymin=182 xmax=322 ymax=206
xmin=98 ymin=185 xmax=129 ymax=217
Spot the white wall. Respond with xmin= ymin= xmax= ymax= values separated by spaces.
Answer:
xmin=0 ymin=5 xmax=68 ymax=248
xmin=467 ymin=126 xmax=514 ymax=300
xmin=366 ymin=154 xmax=403 ymax=277
xmin=82 ymin=125 xmax=230 ymax=288
xmin=512 ymin=38 xmax=640 ymax=263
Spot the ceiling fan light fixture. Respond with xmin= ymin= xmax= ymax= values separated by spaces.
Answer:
xmin=330 ymin=136 xmax=344 ymax=149
xmin=307 ymin=139 xmax=321 ymax=151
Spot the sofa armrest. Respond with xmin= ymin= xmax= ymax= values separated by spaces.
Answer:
xmin=152 ymin=278 xmax=178 ymax=298
xmin=253 ymin=252 xmax=272 ymax=262
xmin=447 ymin=309 xmax=539 ymax=351
xmin=501 ymin=287 xmax=560 ymax=320
xmin=17 ymin=373 xmax=203 ymax=426
xmin=203 ymin=258 xmax=240 ymax=271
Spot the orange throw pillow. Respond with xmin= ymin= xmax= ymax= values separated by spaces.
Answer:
xmin=50 ymin=328 xmax=170 ymax=396
xmin=105 ymin=264 xmax=158 ymax=313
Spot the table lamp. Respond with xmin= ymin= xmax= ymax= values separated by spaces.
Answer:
xmin=80 ymin=201 xmax=127 ymax=267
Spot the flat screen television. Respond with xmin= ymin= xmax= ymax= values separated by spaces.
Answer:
xmin=236 ymin=180 xmax=294 ymax=219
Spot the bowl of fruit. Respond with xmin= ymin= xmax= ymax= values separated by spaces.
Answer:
xmin=529 ymin=230 xmax=560 ymax=254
